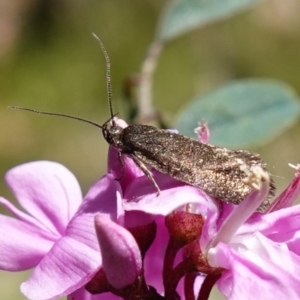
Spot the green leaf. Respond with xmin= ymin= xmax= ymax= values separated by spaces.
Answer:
xmin=158 ymin=0 xmax=260 ymax=41
xmin=175 ymin=79 xmax=300 ymax=149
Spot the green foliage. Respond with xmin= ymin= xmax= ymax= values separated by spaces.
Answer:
xmin=158 ymin=0 xmax=260 ymax=41
xmin=176 ymin=79 xmax=300 ymax=148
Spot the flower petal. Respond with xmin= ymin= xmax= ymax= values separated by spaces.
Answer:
xmin=246 ymin=205 xmax=300 ymax=256
xmin=0 ymin=215 xmax=55 ymax=271
xmin=143 ymin=216 xmax=169 ymax=294
xmin=124 ymin=173 xmax=212 ymax=216
xmin=94 ymin=214 xmax=142 ymax=289
xmin=108 ymin=148 xmax=144 ymax=192
xmin=208 ymin=234 xmax=300 ymax=299
xmin=21 ymin=174 xmax=123 ymax=300
xmin=5 ymin=161 xmax=82 ymax=235
xmin=68 ymin=287 xmax=120 ymax=299
xmin=237 ymin=204 xmax=300 ymax=238
xmin=269 ymin=164 xmax=300 ymax=211
xmin=0 ymin=196 xmax=57 ymax=233
xmin=21 ymin=235 xmax=101 ymax=300
xmin=194 ymin=121 xmax=210 ymax=144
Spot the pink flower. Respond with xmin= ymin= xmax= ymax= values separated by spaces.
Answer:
xmin=0 ymin=161 xmax=112 ymax=300
xmin=0 ymin=161 xmax=82 ymax=272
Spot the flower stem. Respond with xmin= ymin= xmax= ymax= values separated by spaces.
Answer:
xmin=197 ymin=273 xmax=221 ymax=300
xmin=164 ymin=253 xmax=196 ymax=299
xmin=184 ymin=273 xmax=197 ymax=300
xmin=163 ymin=239 xmax=181 ymax=295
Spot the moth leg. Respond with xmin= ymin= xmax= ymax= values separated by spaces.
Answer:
xmin=115 ymin=151 xmax=125 ymax=181
xmin=131 ymin=154 xmax=161 ymax=196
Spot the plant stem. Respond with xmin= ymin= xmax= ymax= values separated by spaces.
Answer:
xmin=138 ymin=40 xmax=164 ymax=123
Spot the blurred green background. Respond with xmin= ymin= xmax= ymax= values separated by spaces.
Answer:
xmin=0 ymin=0 xmax=300 ymax=299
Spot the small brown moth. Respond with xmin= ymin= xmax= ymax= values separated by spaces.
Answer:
xmin=9 ymin=34 xmax=275 ymax=209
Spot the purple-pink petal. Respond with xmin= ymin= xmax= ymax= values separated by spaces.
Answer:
xmin=124 ymin=174 xmax=212 ymax=216
xmin=0 ymin=196 xmax=55 ymax=230
xmin=5 ymin=161 xmax=82 ymax=236
xmin=209 ymin=234 xmax=300 ymax=299
xmin=68 ymin=287 xmax=120 ymax=299
xmin=247 ymin=205 xmax=300 ymax=256
xmin=21 ymin=235 xmax=101 ymax=300
xmin=143 ymin=216 xmax=169 ymax=294
xmin=94 ymin=214 xmax=142 ymax=289
xmin=194 ymin=121 xmax=210 ymax=143
xmin=269 ymin=164 xmax=300 ymax=211
xmin=108 ymin=147 xmax=144 ymax=192
xmin=0 ymin=215 xmax=55 ymax=270
xmin=21 ymin=174 xmax=123 ymax=300
xmin=236 ymin=204 xmax=300 ymax=237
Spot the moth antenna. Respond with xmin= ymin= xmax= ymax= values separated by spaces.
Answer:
xmin=92 ymin=33 xmax=115 ymax=125
xmin=8 ymin=106 xmax=103 ymax=129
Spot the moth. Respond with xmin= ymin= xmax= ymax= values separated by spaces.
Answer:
xmin=10 ymin=34 xmax=275 ymax=209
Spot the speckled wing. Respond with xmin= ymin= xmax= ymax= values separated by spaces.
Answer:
xmin=121 ymin=124 xmax=275 ymax=207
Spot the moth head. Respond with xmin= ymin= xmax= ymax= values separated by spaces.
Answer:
xmin=102 ymin=120 xmax=123 ymax=148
